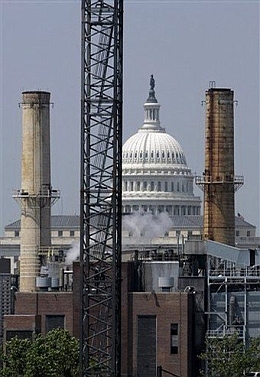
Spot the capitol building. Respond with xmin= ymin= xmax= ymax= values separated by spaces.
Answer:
xmin=122 ymin=76 xmax=201 ymax=218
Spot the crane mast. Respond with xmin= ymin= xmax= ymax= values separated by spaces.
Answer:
xmin=80 ymin=1 xmax=123 ymax=376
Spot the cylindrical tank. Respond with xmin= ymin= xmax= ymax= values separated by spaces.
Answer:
xmin=19 ymin=91 xmax=52 ymax=292
xmin=203 ymin=88 xmax=235 ymax=246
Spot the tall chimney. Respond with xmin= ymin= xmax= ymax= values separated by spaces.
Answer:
xmin=196 ymin=88 xmax=243 ymax=246
xmin=13 ymin=91 xmax=59 ymax=292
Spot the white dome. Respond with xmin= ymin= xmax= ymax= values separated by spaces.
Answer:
xmin=123 ymin=78 xmax=189 ymax=173
xmin=122 ymin=76 xmax=201 ymax=218
xmin=123 ymin=129 xmax=187 ymax=169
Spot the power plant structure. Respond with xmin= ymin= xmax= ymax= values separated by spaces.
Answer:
xmin=196 ymin=87 xmax=244 ymax=246
xmin=1 ymin=1 xmax=260 ymax=377
xmin=13 ymin=91 xmax=59 ymax=292
xmin=1 ymin=80 xmax=260 ymax=377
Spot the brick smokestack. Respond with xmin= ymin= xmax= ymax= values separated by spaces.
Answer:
xmin=202 ymin=88 xmax=238 ymax=246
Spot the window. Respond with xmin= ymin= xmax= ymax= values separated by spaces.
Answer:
xmin=158 ymin=182 xmax=161 ymax=191
xmin=170 ymin=323 xmax=178 ymax=354
xmin=151 ymin=181 xmax=154 ymax=191
xmin=6 ymin=330 xmax=33 ymax=341
xmin=236 ymin=230 xmax=240 ymax=237
xmin=70 ymin=231 xmax=75 ymax=237
xmin=143 ymin=182 xmax=147 ymax=191
xmin=136 ymin=181 xmax=140 ymax=191
xmin=165 ymin=182 xmax=168 ymax=192
xmin=45 ymin=315 xmax=65 ymax=333
xmin=58 ymin=230 xmax=63 ymax=237
xmin=247 ymin=231 xmax=251 ymax=237
xmin=14 ymin=230 xmax=19 ymax=237
xmin=137 ymin=316 xmax=156 ymax=377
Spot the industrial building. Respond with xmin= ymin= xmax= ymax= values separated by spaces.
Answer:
xmin=1 ymin=81 xmax=260 ymax=377
xmin=1 ymin=0 xmax=259 ymax=375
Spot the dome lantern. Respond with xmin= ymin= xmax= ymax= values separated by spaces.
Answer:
xmin=142 ymin=75 xmax=163 ymax=131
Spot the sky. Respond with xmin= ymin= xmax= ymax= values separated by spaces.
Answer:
xmin=0 ymin=0 xmax=259 ymax=236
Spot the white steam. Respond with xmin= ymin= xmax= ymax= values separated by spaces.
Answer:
xmin=122 ymin=211 xmax=173 ymax=242
xmin=65 ymin=242 xmax=80 ymax=265
xmin=65 ymin=212 xmax=173 ymax=264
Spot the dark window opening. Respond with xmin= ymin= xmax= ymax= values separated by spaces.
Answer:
xmin=45 ymin=315 xmax=65 ymax=333
xmin=170 ymin=323 xmax=178 ymax=354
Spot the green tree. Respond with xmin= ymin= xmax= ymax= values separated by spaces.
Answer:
xmin=199 ymin=333 xmax=260 ymax=377
xmin=0 ymin=328 xmax=79 ymax=377
xmin=0 ymin=337 xmax=31 ymax=377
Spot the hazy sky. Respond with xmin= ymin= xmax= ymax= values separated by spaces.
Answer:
xmin=0 ymin=0 xmax=259 ymax=236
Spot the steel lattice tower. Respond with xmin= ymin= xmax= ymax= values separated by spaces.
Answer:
xmin=80 ymin=1 xmax=123 ymax=376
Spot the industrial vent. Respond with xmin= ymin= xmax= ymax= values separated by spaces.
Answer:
xmin=158 ymin=277 xmax=174 ymax=292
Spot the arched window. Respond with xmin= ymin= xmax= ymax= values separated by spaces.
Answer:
xmin=136 ymin=181 xmax=140 ymax=191
xmin=158 ymin=181 xmax=161 ymax=191
xmin=143 ymin=182 xmax=147 ymax=191
xmin=151 ymin=181 xmax=154 ymax=191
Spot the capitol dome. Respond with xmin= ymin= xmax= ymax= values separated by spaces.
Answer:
xmin=122 ymin=76 xmax=201 ymax=217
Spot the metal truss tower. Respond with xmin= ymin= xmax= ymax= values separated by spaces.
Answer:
xmin=80 ymin=1 xmax=123 ymax=376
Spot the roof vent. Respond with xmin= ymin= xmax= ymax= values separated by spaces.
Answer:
xmin=158 ymin=277 xmax=174 ymax=292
